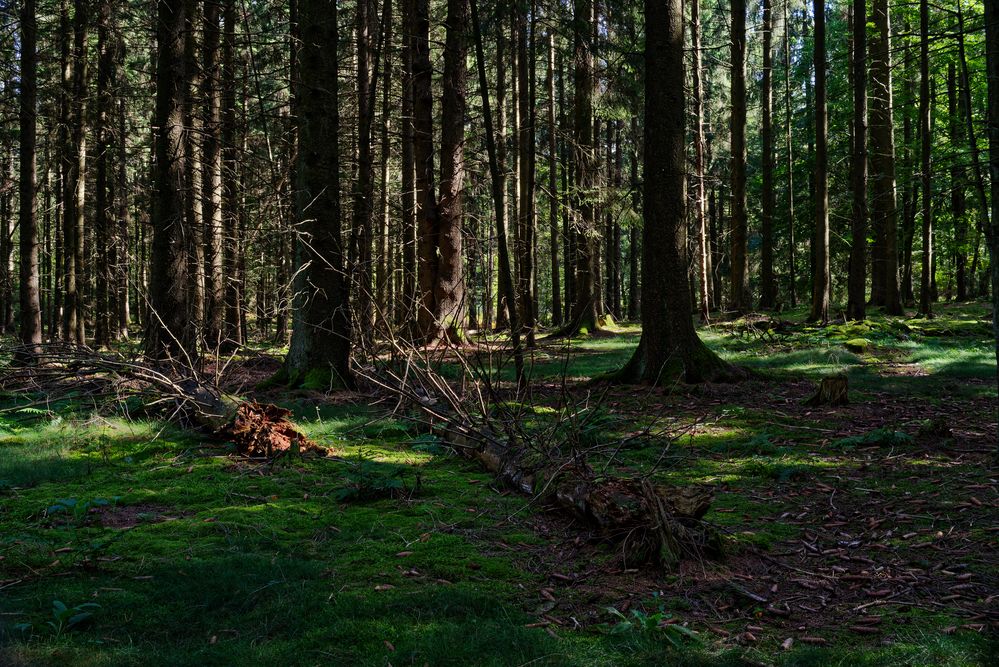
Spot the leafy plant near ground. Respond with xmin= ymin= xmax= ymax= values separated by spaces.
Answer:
xmin=833 ymin=427 xmax=913 ymax=449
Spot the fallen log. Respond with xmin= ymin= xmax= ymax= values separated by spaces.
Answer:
xmin=0 ymin=344 xmax=319 ymax=459
xmin=444 ymin=425 xmax=720 ymax=568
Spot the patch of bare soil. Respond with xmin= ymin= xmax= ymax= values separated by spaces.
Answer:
xmin=96 ymin=503 xmax=187 ymax=529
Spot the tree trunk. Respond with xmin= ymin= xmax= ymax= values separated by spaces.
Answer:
xmin=759 ymin=0 xmax=777 ymax=311
xmin=203 ymin=0 xmax=225 ymax=349
xmin=616 ymin=0 xmax=741 ymax=386
xmin=728 ymin=0 xmax=749 ymax=314
xmin=146 ymin=0 xmax=194 ymax=360
xmin=400 ymin=0 xmax=417 ymax=325
xmin=918 ymin=0 xmax=933 ymax=317
xmin=469 ymin=0 xmax=525 ymax=385
xmin=433 ymin=0 xmax=468 ymax=341
xmin=949 ymin=64 xmax=968 ymax=302
xmin=516 ymin=3 xmax=536 ymax=345
xmin=221 ymin=0 xmax=242 ymax=348
xmin=809 ymin=0 xmax=830 ymax=323
xmin=546 ymin=31 xmax=562 ymax=327
xmin=376 ymin=0 xmax=394 ymax=324
xmin=284 ymin=0 xmax=352 ymax=389
xmin=847 ymin=0 xmax=867 ymax=321
xmin=983 ymin=0 xmax=999 ymax=446
xmin=783 ymin=0 xmax=796 ymax=308
xmin=352 ymin=0 xmax=375 ymax=337
xmin=565 ymin=0 xmax=598 ymax=335
xmin=183 ymin=0 xmax=205 ymax=349
xmin=63 ymin=0 xmax=89 ymax=345
xmin=18 ymin=0 xmax=42 ymax=358
xmin=869 ymin=0 xmax=904 ymax=314
xmin=628 ymin=113 xmax=641 ymax=320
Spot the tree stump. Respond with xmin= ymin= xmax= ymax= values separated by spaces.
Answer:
xmin=804 ymin=374 xmax=848 ymax=406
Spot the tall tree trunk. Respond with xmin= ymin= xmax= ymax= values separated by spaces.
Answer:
xmin=221 ymin=0 xmax=241 ymax=348
xmin=691 ymin=0 xmax=711 ymax=322
xmin=18 ymin=0 xmax=42 ymax=358
xmin=617 ymin=0 xmax=738 ymax=385
xmin=628 ymin=116 xmax=641 ymax=320
xmin=94 ymin=0 xmax=114 ymax=347
xmin=184 ymin=0 xmax=205 ymax=349
xmin=376 ymin=0 xmax=394 ymax=323
xmin=546 ymin=31 xmax=562 ymax=327
xmin=759 ymin=0 xmax=777 ymax=310
xmin=983 ymin=0 xmax=999 ymax=443
xmin=949 ymin=63 xmax=968 ymax=301
xmin=469 ymin=0 xmax=525 ymax=385
xmin=900 ymin=38 xmax=917 ymax=305
xmin=412 ymin=0 xmax=440 ymax=339
xmin=783 ymin=0 xmax=796 ymax=307
xmin=728 ymin=0 xmax=749 ymax=313
xmin=146 ymin=0 xmax=194 ymax=360
xmin=918 ymin=0 xmax=933 ymax=317
xmin=809 ymin=0 xmax=829 ymax=323
xmin=353 ymin=0 xmax=375 ymax=336
xmin=956 ymin=2 xmax=991 ymax=297
xmin=434 ymin=0 xmax=468 ymax=341
xmin=285 ymin=0 xmax=352 ymax=389
xmin=567 ymin=0 xmax=597 ymax=333
xmin=869 ymin=0 xmax=904 ymax=314
xmin=516 ymin=2 xmax=536 ymax=345
xmin=400 ymin=0 xmax=417 ymax=324
xmin=203 ymin=0 xmax=224 ymax=348
xmin=63 ymin=0 xmax=89 ymax=345
xmin=847 ymin=0 xmax=867 ymax=320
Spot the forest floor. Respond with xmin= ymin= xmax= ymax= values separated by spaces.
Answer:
xmin=1 ymin=302 xmax=997 ymax=666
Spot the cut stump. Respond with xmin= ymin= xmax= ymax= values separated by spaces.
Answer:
xmin=804 ymin=375 xmax=849 ymax=406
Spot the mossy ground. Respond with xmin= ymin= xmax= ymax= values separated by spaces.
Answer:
xmin=1 ymin=302 xmax=996 ymax=666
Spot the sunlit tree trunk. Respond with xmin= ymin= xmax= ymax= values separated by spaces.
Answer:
xmin=847 ymin=0 xmax=867 ymax=320
xmin=808 ymin=0 xmax=829 ymax=323
xmin=759 ymin=0 xmax=777 ymax=310
xmin=18 ymin=0 xmax=42 ymax=358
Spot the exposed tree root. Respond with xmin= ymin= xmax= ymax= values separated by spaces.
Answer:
xmin=805 ymin=374 xmax=849 ymax=406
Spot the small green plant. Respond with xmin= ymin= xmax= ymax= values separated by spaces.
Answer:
xmin=834 ymin=427 xmax=912 ymax=449
xmin=46 ymin=496 xmax=119 ymax=524
xmin=47 ymin=599 xmax=101 ymax=636
xmin=334 ymin=453 xmax=411 ymax=501
xmin=601 ymin=595 xmax=700 ymax=648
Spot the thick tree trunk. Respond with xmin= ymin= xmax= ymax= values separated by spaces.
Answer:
xmin=434 ymin=0 xmax=468 ymax=341
xmin=809 ymin=0 xmax=830 ymax=324
xmin=63 ymin=0 xmax=89 ymax=345
xmin=183 ymin=0 xmax=205 ymax=349
xmin=565 ymin=0 xmax=598 ymax=334
xmin=146 ymin=0 xmax=194 ymax=360
xmin=353 ymin=0 xmax=375 ymax=337
xmin=18 ymin=0 xmax=42 ymax=358
xmin=400 ymin=0 xmax=417 ymax=325
xmin=221 ymin=0 xmax=242 ymax=348
xmin=616 ymin=0 xmax=741 ymax=386
xmin=984 ymin=0 xmax=999 ymax=446
xmin=728 ymin=0 xmax=749 ymax=314
xmin=847 ymin=0 xmax=867 ymax=321
xmin=284 ymin=0 xmax=352 ymax=389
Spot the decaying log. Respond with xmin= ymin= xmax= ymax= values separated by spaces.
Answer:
xmin=804 ymin=374 xmax=849 ymax=406
xmin=0 ymin=344 xmax=318 ymax=459
xmin=447 ymin=426 xmax=721 ymax=568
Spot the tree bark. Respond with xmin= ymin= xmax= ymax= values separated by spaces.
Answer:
xmin=759 ymin=0 xmax=777 ymax=311
xmin=284 ymin=0 xmax=352 ymax=389
xmin=984 ymin=0 xmax=999 ymax=446
xmin=546 ymin=31 xmax=562 ymax=327
xmin=783 ymin=0 xmax=796 ymax=307
xmin=847 ymin=0 xmax=867 ymax=320
xmin=516 ymin=2 xmax=536 ymax=345
xmin=469 ymin=0 xmax=525 ymax=385
xmin=400 ymin=0 xmax=417 ymax=325
xmin=728 ymin=0 xmax=749 ymax=314
xmin=869 ymin=0 xmax=904 ymax=314
xmin=146 ymin=0 xmax=194 ymax=360
xmin=616 ymin=0 xmax=741 ymax=385
xmin=918 ymin=0 xmax=933 ymax=317
xmin=203 ymin=0 xmax=225 ymax=349
xmin=565 ymin=0 xmax=598 ymax=334
xmin=18 ymin=0 xmax=42 ymax=358
xmin=221 ymin=0 xmax=242 ymax=348
xmin=949 ymin=63 xmax=968 ymax=302
xmin=809 ymin=0 xmax=830 ymax=323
